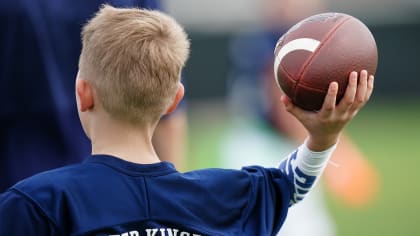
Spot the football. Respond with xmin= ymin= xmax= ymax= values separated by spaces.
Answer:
xmin=273 ymin=12 xmax=378 ymax=110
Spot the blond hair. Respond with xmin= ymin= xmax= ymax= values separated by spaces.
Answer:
xmin=79 ymin=5 xmax=190 ymax=124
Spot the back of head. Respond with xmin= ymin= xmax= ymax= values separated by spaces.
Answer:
xmin=79 ymin=5 xmax=190 ymax=125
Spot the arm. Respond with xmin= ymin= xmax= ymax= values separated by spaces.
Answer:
xmin=279 ymin=140 xmax=336 ymax=205
xmin=265 ymin=71 xmax=379 ymax=206
xmin=278 ymin=70 xmax=375 ymax=205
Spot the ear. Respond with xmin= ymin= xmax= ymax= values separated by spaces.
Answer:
xmin=76 ymin=78 xmax=95 ymax=112
xmin=165 ymin=83 xmax=185 ymax=115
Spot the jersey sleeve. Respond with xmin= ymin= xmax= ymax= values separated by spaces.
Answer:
xmin=279 ymin=141 xmax=336 ymax=206
xmin=0 ymin=189 xmax=58 ymax=235
xmin=239 ymin=141 xmax=336 ymax=234
xmin=239 ymin=165 xmax=293 ymax=235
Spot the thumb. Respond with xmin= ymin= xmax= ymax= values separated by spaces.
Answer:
xmin=281 ymin=95 xmax=299 ymax=117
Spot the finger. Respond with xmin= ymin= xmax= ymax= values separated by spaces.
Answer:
xmin=365 ymin=75 xmax=375 ymax=101
xmin=337 ymin=71 xmax=357 ymax=112
xmin=320 ymin=81 xmax=338 ymax=118
xmin=355 ymin=70 xmax=368 ymax=104
xmin=349 ymin=72 xmax=374 ymax=117
xmin=280 ymin=95 xmax=295 ymax=113
xmin=348 ymin=70 xmax=368 ymax=113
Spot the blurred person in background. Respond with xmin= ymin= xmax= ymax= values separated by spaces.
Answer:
xmin=0 ymin=0 xmax=187 ymax=192
xmin=220 ymin=0 xmax=380 ymax=235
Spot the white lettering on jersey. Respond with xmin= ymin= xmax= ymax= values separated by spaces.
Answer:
xmin=111 ymin=228 xmax=201 ymax=236
xmin=145 ymin=229 xmax=159 ymax=236
xmin=110 ymin=231 xmax=139 ymax=236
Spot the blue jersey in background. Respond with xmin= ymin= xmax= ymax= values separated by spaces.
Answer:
xmin=0 ymin=0 xmax=160 ymax=192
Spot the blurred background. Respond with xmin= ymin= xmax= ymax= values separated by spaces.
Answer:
xmin=162 ymin=0 xmax=420 ymax=235
xmin=1 ymin=0 xmax=419 ymax=235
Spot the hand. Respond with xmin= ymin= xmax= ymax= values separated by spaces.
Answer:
xmin=281 ymin=70 xmax=374 ymax=151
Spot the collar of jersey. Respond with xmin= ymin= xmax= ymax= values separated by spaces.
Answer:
xmin=84 ymin=155 xmax=177 ymax=176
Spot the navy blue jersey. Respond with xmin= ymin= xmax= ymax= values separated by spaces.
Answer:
xmin=0 ymin=155 xmax=291 ymax=235
xmin=0 ymin=0 xmax=160 ymax=192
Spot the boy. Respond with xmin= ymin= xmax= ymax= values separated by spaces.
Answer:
xmin=0 ymin=5 xmax=374 ymax=235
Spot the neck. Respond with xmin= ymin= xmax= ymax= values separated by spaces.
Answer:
xmin=89 ymin=115 xmax=160 ymax=165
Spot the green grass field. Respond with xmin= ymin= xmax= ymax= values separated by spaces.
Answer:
xmin=186 ymin=99 xmax=420 ymax=235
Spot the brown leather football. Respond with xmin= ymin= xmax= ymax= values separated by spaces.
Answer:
xmin=274 ymin=12 xmax=378 ymax=111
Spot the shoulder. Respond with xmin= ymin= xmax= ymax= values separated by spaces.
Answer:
xmin=181 ymin=167 xmax=291 ymax=233
xmin=0 ymin=165 xmax=84 ymax=234
xmin=12 ymin=164 xmax=87 ymax=193
xmin=7 ymin=164 xmax=90 ymax=221
xmin=183 ymin=167 xmax=252 ymax=184
xmin=0 ymin=188 xmax=60 ymax=235
xmin=181 ymin=166 xmax=290 ymax=197
xmin=183 ymin=166 xmax=288 ymax=183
